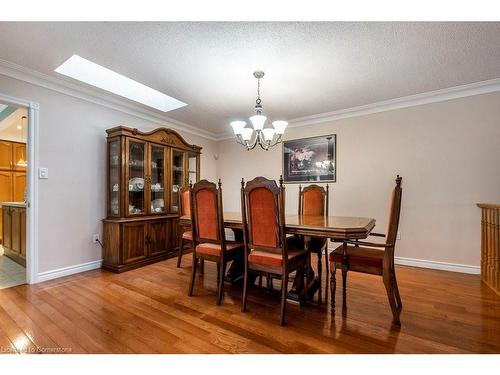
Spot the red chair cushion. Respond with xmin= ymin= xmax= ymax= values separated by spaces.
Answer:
xmin=195 ymin=188 xmax=218 ymax=240
xmin=248 ymin=187 xmax=278 ymax=248
xmin=329 ymin=245 xmax=384 ymax=268
xmin=181 ymin=190 xmax=191 ymax=217
xmin=248 ymin=248 xmax=306 ymax=267
xmin=303 ymin=189 xmax=324 ymax=216
xmin=182 ymin=231 xmax=192 ymax=240
xmin=196 ymin=242 xmax=243 ymax=257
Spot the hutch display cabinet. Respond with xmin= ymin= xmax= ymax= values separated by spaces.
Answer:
xmin=102 ymin=126 xmax=201 ymax=272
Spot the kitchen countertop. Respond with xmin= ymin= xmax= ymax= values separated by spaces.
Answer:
xmin=0 ymin=202 xmax=27 ymax=208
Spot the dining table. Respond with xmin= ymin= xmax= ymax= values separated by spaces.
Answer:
xmin=180 ymin=212 xmax=376 ymax=302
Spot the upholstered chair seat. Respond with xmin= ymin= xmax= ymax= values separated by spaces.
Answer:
xmin=182 ymin=231 xmax=193 ymax=240
xmin=196 ymin=241 xmax=243 ymax=257
xmin=329 ymin=246 xmax=384 ymax=273
xmin=248 ymin=248 xmax=307 ymax=268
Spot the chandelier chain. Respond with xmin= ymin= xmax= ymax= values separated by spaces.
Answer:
xmin=256 ymin=77 xmax=261 ymax=106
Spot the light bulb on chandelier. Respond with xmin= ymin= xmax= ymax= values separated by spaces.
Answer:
xmin=229 ymin=71 xmax=288 ymax=151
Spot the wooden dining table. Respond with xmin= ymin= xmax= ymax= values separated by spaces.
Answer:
xmin=180 ymin=212 xmax=376 ymax=301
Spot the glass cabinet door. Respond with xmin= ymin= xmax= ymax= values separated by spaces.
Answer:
xmin=150 ymin=145 xmax=165 ymax=214
xmin=171 ymin=150 xmax=185 ymax=213
xmin=188 ymin=151 xmax=198 ymax=185
xmin=128 ymin=140 xmax=145 ymax=215
xmin=108 ymin=140 xmax=120 ymax=216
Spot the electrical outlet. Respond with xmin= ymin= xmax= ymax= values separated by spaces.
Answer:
xmin=92 ymin=234 xmax=101 ymax=244
xmin=397 ymin=231 xmax=401 ymax=240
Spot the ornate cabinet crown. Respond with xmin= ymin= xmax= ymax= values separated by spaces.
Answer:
xmin=103 ymin=126 xmax=201 ymax=272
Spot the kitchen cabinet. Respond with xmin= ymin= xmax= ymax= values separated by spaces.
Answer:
xmin=2 ymin=203 xmax=26 ymax=267
xmin=0 ymin=140 xmax=26 ymax=243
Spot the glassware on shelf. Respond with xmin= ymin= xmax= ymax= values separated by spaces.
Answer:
xmin=150 ymin=146 xmax=165 ymax=213
xmin=188 ymin=152 xmax=198 ymax=184
xmin=171 ymin=150 xmax=185 ymax=213
xmin=128 ymin=142 xmax=145 ymax=214
xmin=108 ymin=140 xmax=120 ymax=216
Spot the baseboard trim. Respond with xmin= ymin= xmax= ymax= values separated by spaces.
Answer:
xmin=394 ymin=256 xmax=480 ymax=274
xmin=34 ymin=254 xmax=479 ymax=284
xmin=36 ymin=259 xmax=103 ymax=283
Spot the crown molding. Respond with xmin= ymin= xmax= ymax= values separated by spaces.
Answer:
xmin=0 ymin=58 xmax=217 ymax=141
xmin=215 ymin=77 xmax=500 ymax=140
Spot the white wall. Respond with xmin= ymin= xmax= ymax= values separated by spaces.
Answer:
xmin=0 ymin=74 xmax=217 ymax=274
xmin=216 ymin=92 xmax=500 ymax=267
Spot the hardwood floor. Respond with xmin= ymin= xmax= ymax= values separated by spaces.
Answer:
xmin=0 ymin=256 xmax=499 ymax=354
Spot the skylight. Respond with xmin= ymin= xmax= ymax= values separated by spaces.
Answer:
xmin=55 ymin=55 xmax=187 ymax=112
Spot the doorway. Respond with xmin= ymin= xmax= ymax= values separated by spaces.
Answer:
xmin=0 ymin=100 xmax=28 ymax=288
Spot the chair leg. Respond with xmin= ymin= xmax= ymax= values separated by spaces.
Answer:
xmin=188 ymin=255 xmax=198 ymax=296
xmin=280 ymin=272 xmax=289 ymax=326
xmin=342 ymin=266 xmax=348 ymax=304
xmin=216 ymin=263 xmax=221 ymax=284
xmin=330 ymin=260 xmax=337 ymax=312
xmin=199 ymin=258 xmax=205 ymax=274
xmin=324 ymin=248 xmax=329 ymax=303
xmin=393 ymin=272 xmax=403 ymax=310
xmin=267 ymin=273 xmax=273 ymax=291
xmin=384 ymin=274 xmax=401 ymax=325
xmin=177 ymin=237 xmax=184 ymax=268
xmin=317 ymin=252 xmax=323 ymax=304
xmin=216 ymin=261 xmax=226 ymax=305
xmin=241 ymin=267 xmax=249 ymax=312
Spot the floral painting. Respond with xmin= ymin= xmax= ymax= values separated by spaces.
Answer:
xmin=282 ymin=135 xmax=336 ymax=183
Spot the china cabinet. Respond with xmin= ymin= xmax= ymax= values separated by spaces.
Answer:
xmin=102 ymin=126 xmax=201 ymax=272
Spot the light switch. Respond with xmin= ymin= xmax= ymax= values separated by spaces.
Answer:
xmin=38 ymin=167 xmax=49 ymax=179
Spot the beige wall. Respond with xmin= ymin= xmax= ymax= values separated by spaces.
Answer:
xmin=1 ymin=72 xmax=499 ymax=275
xmin=0 ymin=74 xmax=218 ymax=274
xmin=216 ymin=92 xmax=500 ymax=267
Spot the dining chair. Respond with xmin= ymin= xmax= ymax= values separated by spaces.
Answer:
xmin=240 ymin=176 xmax=308 ymax=326
xmin=188 ymin=179 xmax=243 ymax=305
xmin=177 ymin=184 xmax=193 ymax=268
xmin=329 ymin=175 xmax=403 ymax=325
xmin=298 ymin=184 xmax=329 ymax=304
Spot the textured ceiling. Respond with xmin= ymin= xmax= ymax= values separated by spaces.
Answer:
xmin=0 ymin=22 xmax=499 ymax=136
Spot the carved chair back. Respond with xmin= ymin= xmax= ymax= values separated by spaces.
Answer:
xmin=179 ymin=185 xmax=191 ymax=217
xmin=384 ymin=176 xmax=403 ymax=270
xmin=241 ymin=176 xmax=289 ymax=264
xmin=190 ymin=179 xmax=227 ymax=253
xmin=298 ymin=184 xmax=329 ymax=217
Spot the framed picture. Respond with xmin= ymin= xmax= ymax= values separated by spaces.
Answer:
xmin=282 ymin=134 xmax=336 ymax=183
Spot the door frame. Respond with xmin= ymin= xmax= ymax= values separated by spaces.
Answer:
xmin=0 ymin=92 xmax=39 ymax=284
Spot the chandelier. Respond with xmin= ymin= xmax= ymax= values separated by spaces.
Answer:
xmin=230 ymin=71 xmax=288 ymax=151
